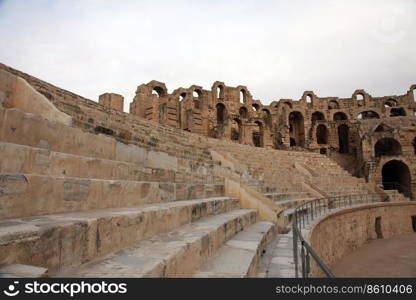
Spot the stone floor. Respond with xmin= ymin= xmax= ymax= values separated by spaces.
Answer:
xmin=331 ymin=233 xmax=416 ymax=278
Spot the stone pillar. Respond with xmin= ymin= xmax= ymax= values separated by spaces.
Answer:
xmin=99 ymin=93 xmax=124 ymax=112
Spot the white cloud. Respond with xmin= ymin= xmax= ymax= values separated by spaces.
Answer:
xmin=0 ymin=0 xmax=415 ymax=111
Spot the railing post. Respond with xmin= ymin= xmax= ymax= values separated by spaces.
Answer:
xmin=301 ymin=243 xmax=306 ymax=278
xmin=306 ymin=250 xmax=310 ymax=278
xmin=293 ymin=215 xmax=299 ymax=278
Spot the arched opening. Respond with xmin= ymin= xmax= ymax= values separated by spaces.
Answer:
xmin=384 ymin=99 xmax=398 ymax=107
xmin=390 ymin=107 xmax=406 ymax=117
xmin=289 ymin=111 xmax=305 ymax=147
xmin=357 ymin=111 xmax=380 ymax=120
xmin=316 ymin=124 xmax=328 ymax=144
xmin=193 ymin=90 xmax=202 ymax=109
xmin=216 ymin=85 xmax=224 ymax=99
xmin=252 ymin=121 xmax=263 ymax=147
xmin=382 ymin=160 xmax=412 ymax=198
xmin=333 ymin=112 xmax=348 ymax=121
xmin=273 ymin=132 xmax=284 ymax=149
xmin=312 ymin=111 xmax=325 ymax=122
xmin=252 ymin=103 xmax=260 ymax=112
xmin=216 ymin=103 xmax=226 ymax=125
xmin=328 ymin=100 xmax=340 ymax=110
xmin=179 ymin=93 xmax=186 ymax=102
xmin=152 ymin=86 xmax=165 ymax=97
xmin=290 ymin=138 xmax=296 ymax=147
xmin=231 ymin=118 xmax=242 ymax=142
xmin=413 ymin=89 xmax=416 ymax=101
xmin=338 ymin=124 xmax=349 ymax=153
xmin=306 ymin=94 xmax=312 ymax=103
xmin=374 ymin=138 xmax=402 ymax=157
xmin=413 ymin=137 xmax=416 ymax=154
xmin=239 ymin=106 xmax=248 ymax=118
xmin=284 ymin=101 xmax=292 ymax=109
xmin=356 ymin=93 xmax=364 ymax=101
xmin=240 ymin=89 xmax=246 ymax=104
xmin=262 ymin=109 xmax=272 ymax=128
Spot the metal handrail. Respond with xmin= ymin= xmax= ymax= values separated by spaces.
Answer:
xmin=292 ymin=192 xmax=381 ymax=278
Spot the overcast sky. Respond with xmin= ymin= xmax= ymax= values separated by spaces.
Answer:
xmin=0 ymin=0 xmax=415 ymax=111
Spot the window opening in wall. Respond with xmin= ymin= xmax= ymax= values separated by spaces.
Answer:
xmin=412 ymin=216 xmax=416 ymax=232
xmin=375 ymin=217 xmax=383 ymax=239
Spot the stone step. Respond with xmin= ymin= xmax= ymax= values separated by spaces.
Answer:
xmin=193 ymin=221 xmax=276 ymax=278
xmin=56 ymin=209 xmax=257 ymax=277
xmin=0 ymin=173 xmax=225 ymax=218
xmin=266 ymin=232 xmax=295 ymax=278
xmin=0 ymin=197 xmax=239 ymax=273
xmin=0 ymin=142 xmax=223 ymax=184
xmin=265 ymin=192 xmax=311 ymax=201
xmin=0 ymin=264 xmax=48 ymax=278
xmin=0 ymin=108 xmax=214 ymax=173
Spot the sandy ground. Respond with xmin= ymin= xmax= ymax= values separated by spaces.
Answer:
xmin=331 ymin=233 xmax=416 ymax=278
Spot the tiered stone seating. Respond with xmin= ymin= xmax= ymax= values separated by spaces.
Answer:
xmin=0 ymin=106 xmax=274 ymax=277
xmin=0 ymin=70 xmax=386 ymax=278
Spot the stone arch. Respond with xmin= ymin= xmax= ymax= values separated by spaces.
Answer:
xmin=338 ymin=124 xmax=349 ymax=153
xmin=239 ymin=106 xmax=249 ymax=118
xmin=384 ymin=99 xmax=398 ymax=107
xmin=328 ymin=100 xmax=340 ymax=110
xmin=216 ymin=103 xmax=227 ymax=125
xmin=374 ymin=138 xmax=402 ymax=157
xmin=390 ymin=107 xmax=406 ymax=117
xmin=216 ymin=85 xmax=224 ymax=100
xmin=252 ymin=103 xmax=260 ymax=112
xmin=152 ymin=86 xmax=166 ymax=97
xmin=381 ymin=160 xmax=412 ymax=198
xmin=262 ymin=108 xmax=272 ymax=128
xmin=333 ymin=112 xmax=348 ymax=121
xmin=231 ymin=118 xmax=242 ymax=142
xmin=316 ymin=124 xmax=328 ymax=145
xmin=273 ymin=132 xmax=284 ymax=149
xmin=312 ymin=111 xmax=325 ymax=122
xmin=413 ymin=137 xmax=416 ymax=155
xmin=252 ymin=121 xmax=264 ymax=147
xmin=283 ymin=101 xmax=293 ymax=109
xmin=357 ymin=110 xmax=380 ymax=120
xmin=239 ymin=89 xmax=247 ymax=104
xmin=193 ymin=89 xmax=202 ymax=109
xmin=289 ymin=111 xmax=305 ymax=147
xmin=179 ymin=92 xmax=187 ymax=102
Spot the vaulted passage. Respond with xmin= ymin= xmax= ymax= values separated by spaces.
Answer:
xmin=289 ymin=111 xmax=305 ymax=147
xmin=338 ymin=124 xmax=349 ymax=153
xmin=216 ymin=103 xmax=226 ymax=125
xmin=316 ymin=124 xmax=328 ymax=144
xmin=382 ymin=160 xmax=412 ymax=198
xmin=252 ymin=121 xmax=263 ymax=147
xmin=374 ymin=138 xmax=402 ymax=157
xmin=231 ymin=118 xmax=242 ymax=142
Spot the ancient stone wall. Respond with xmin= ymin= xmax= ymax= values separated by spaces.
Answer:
xmin=308 ymin=202 xmax=416 ymax=277
xmin=1 ymin=62 xmax=416 ymax=198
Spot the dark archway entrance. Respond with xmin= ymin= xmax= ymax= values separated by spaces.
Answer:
xmin=316 ymin=124 xmax=328 ymax=144
xmin=289 ymin=111 xmax=305 ymax=147
xmin=252 ymin=121 xmax=263 ymax=147
xmin=338 ymin=124 xmax=349 ymax=153
xmin=382 ymin=160 xmax=412 ymax=198
xmin=216 ymin=103 xmax=226 ymax=125
xmin=374 ymin=138 xmax=402 ymax=157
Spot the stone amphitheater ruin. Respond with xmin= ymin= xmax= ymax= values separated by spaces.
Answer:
xmin=0 ymin=62 xmax=415 ymax=278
